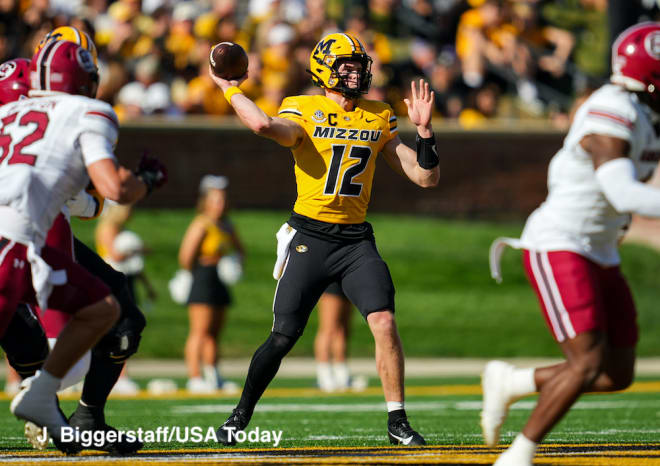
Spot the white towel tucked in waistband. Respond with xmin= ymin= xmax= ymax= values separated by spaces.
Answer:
xmin=273 ymin=222 xmax=297 ymax=280
xmin=27 ymin=243 xmax=67 ymax=311
xmin=489 ymin=237 xmax=523 ymax=284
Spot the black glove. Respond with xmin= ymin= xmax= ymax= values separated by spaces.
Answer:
xmin=135 ymin=153 xmax=167 ymax=194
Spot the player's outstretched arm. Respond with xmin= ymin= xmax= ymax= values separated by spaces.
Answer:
xmin=382 ymin=79 xmax=439 ymax=188
xmin=585 ymin=133 xmax=660 ymax=217
xmin=87 ymin=160 xmax=147 ymax=204
xmin=87 ymin=151 xmax=166 ymax=204
xmin=209 ymin=67 xmax=304 ymax=148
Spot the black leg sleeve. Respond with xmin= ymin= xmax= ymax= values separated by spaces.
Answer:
xmin=74 ymin=236 xmax=146 ymax=363
xmin=73 ymin=237 xmax=126 ymax=295
xmin=80 ymin=355 xmax=124 ymax=408
xmin=237 ymin=332 xmax=299 ymax=419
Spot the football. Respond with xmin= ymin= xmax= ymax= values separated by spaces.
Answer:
xmin=209 ymin=42 xmax=248 ymax=80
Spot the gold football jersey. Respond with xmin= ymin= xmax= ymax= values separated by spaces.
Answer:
xmin=277 ymin=95 xmax=398 ymax=224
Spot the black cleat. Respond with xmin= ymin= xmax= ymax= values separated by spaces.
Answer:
xmin=216 ymin=408 xmax=249 ymax=446
xmin=387 ymin=418 xmax=426 ymax=446
xmin=52 ymin=429 xmax=84 ymax=455
xmin=52 ymin=401 xmax=83 ymax=454
xmin=68 ymin=404 xmax=143 ymax=455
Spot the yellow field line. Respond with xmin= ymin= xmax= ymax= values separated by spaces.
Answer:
xmin=619 ymin=381 xmax=660 ymax=393
xmin=0 ymin=458 xmax=653 ymax=465
xmin=8 ymin=443 xmax=660 ymax=455
xmin=0 ymin=381 xmax=658 ymax=402
xmin=4 ymin=445 xmax=660 ymax=465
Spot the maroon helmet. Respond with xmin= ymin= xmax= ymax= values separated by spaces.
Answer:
xmin=0 ymin=58 xmax=31 ymax=104
xmin=611 ymin=22 xmax=660 ymax=99
xmin=29 ymin=40 xmax=98 ymax=97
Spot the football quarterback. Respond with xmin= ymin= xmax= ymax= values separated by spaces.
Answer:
xmin=208 ymin=31 xmax=438 ymax=447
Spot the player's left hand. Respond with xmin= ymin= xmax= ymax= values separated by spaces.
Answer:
xmin=404 ymin=79 xmax=434 ymax=130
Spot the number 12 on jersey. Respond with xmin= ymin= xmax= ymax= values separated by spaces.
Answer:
xmin=323 ymin=144 xmax=372 ymax=197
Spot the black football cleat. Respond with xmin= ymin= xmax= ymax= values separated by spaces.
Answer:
xmin=52 ymin=429 xmax=84 ymax=455
xmin=387 ymin=418 xmax=426 ymax=446
xmin=68 ymin=404 xmax=143 ymax=455
xmin=216 ymin=408 xmax=249 ymax=446
xmin=52 ymin=402 xmax=83 ymax=454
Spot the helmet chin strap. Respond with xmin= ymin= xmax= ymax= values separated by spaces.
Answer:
xmin=327 ymin=87 xmax=358 ymax=101
xmin=636 ymin=90 xmax=660 ymax=117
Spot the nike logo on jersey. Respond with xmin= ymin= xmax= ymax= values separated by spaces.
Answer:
xmin=365 ymin=118 xmax=375 ymax=123
xmin=388 ymin=431 xmax=413 ymax=445
xmin=313 ymin=126 xmax=381 ymax=142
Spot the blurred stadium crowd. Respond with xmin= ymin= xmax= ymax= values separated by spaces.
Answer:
xmin=1 ymin=0 xmax=659 ymax=127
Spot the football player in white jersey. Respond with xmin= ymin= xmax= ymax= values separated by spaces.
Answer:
xmin=0 ymin=54 xmax=143 ymax=453
xmin=0 ymin=27 xmax=153 ymax=454
xmin=0 ymin=41 xmax=166 ymax=453
xmin=483 ymin=22 xmax=660 ymax=465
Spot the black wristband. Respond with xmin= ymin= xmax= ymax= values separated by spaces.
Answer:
xmin=416 ymin=133 xmax=439 ymax=169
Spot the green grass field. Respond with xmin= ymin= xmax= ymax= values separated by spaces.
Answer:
xmin=1 ymin=376 xmax=660 ymax=461
xmin=70 ymin=209 xmax=660 ymax=360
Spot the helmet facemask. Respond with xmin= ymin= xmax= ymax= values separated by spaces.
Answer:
xmin=310 ymin=51 xmax=373 ymax=98
xmin=334 ymin=55 xmax=373 ymax=98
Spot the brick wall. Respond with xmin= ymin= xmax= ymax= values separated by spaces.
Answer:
xmin=117 ymin=121 xmax=564 ymax=219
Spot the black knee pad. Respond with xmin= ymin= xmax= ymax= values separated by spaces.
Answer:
xmin=93 ymin=284 xmax=146 ymax=364
xmin=1 ymin=304 xmax=48 ymax=378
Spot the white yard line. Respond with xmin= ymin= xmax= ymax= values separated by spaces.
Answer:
xmin=171 ymin=399 xmax=660 ymax=415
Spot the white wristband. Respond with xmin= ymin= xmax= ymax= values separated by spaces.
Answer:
xmin=65 ymin=190 xmax=98 ymax=218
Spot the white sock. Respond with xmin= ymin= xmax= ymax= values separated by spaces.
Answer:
xmin=332 ymin=362 xmax=350 ymax=389
xmin=510 ymin=368 xmax=536 ymax=397
xmin=507 ymin=433 xmax=537 ymax=460
xmin=387 ymin=401 xmax=404 ymax=412
xmin=316 ymin=362 xmax=335 ymax=391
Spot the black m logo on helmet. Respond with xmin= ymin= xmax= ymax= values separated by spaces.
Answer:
xmin=315 ymin=39 xmax=336 ymax=56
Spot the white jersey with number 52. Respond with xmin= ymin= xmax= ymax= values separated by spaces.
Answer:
xmin=0 ymin=94 xmax=118 ymax=246
xmin=521 ymin=84 xmax=660 ymax=266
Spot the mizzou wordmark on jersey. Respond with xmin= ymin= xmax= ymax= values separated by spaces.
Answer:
xmin=278 ymin=95 xmax=398 ymax=224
